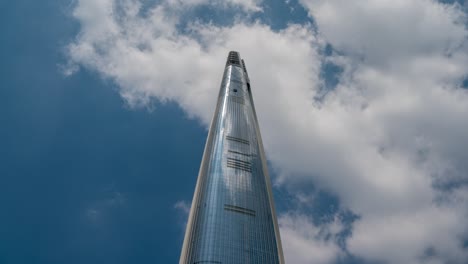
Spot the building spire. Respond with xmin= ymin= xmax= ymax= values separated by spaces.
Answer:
xmin=179 ymin=52 xmax=284 ymax=264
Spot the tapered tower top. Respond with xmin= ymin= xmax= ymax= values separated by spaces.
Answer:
xmin=179 ymin=51 xmax=284 ymax=264
xmin=226 ymin=51 xmax=250 ymax=89
xmin=226 ymin=51 xmax=241 ymax=67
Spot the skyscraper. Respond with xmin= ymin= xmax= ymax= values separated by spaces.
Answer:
xmin=179 ymin=51 xmax=284 ymax=264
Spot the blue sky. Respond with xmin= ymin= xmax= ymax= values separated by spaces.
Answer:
xmin=1 ymin=0 xmax=468 ymax=264
xmin=0 ymin=1 xmax=202 ymax=262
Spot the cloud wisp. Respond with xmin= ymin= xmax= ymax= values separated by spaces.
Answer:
xmin=66 ymin=0 xmax=468 ymax=263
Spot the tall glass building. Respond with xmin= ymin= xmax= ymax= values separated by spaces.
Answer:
xmin=179 ymin=51 xmax=284 ymax=264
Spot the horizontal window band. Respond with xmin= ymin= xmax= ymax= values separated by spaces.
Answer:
xmin=194 ymin=261 xmax=222 ymax=264
xmin=224 ymin=204 xmax=256 ymax=216
xmin=227 ymin=59 xmax=241 ymax=66
xmin=227 ymin=157 xmax=251 ymax=165
xmin=227 ymin=161 xmax=252 ymax=169
xmin=225 ymin=207 xmax=255 ymax=216
xmin=230 ymin=79 xmax=243 ymax=84
xmin=226 ymin=162 xmax=251 ymax=169
xmin=227 ymin=163 xmax=252 ymax=171
xmin=224 ymin=208 xmax=255 ymax=216
xmin=227 ymin=159 xmax=250 ymax=165
xmin=228 ymin=150 xmax=251 ymax=157
xmin=227 ymin=164 xmax=252 ymax=172
xmin=229 ymin=96 xmax=245 ymax=105
xmin=226 ymin=135 xmax=249 ymax=145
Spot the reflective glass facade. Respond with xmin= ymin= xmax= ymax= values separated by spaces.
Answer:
xmin=180 ymin=52 xmax=284 ymax=264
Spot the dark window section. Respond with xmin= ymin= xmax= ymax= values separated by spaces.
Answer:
xmin=224 ymin=204 xmax=256 ymax=217
xmin=233 ymin=89 xmax=237 ymax=92
xmin=241 ymin=59 xmax=251 ymax=86
xmin=226 ymin=163 xmax=251 ymax=172
xmin=241 ymin=59 xmax=248 ymax=73
xmin=194 ymin=261 xmax=222 ymax=264
xmin=226 ymin=51 xmax=241 ymax=66
xmin=226 ymin=135 xmax=249 ymax=145
xmin=227 ymin=157 xmax=252 ymax=172
xmin=227 ymin=157 xmax=251 ymax=166
xmin=228 ymin=150 xmax=251 ymax=157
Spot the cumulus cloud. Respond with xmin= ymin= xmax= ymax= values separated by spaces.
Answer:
xmin=67 ymin=0 xmax=317 ymax=123
xmin=174 ymin=200 xmax=190 ymax=215
xmin=287 ymin=1 xmax=468 ymax=263
xmin=66 ymin=0 xmax=468 ymax=263
xmin=164 ymin=0 xmax=263 ymax=11
xmin=279 ymin=213 xmax=344 ymax=264
xmin=300 ymin=0 xmax=467 ymax=65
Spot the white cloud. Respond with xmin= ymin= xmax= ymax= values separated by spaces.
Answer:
xmin=67 ymin=0 xmax=319 ymax=124
xmin=164 ymin=0 xmax=263 ymax=12
xmin=174 ymin=200 xmax=191 ymax=215
xmin=66 ymin=0 xmax=468 ymax=263
xmin=279 ymin=213 xmax=344 ymax=264
xmin=288 ymin=0 xmax=468 ymax=263
xmin=348 ymin=200 xmax=468 ymax=264
xmin=299 ymin=0 xmax=467 ymax=67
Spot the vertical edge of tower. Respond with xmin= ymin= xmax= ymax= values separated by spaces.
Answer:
xmin=243 ymin=59 xmax=285 ymax=264
xmin=179 ymin=61 xmax=227 ymax=264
